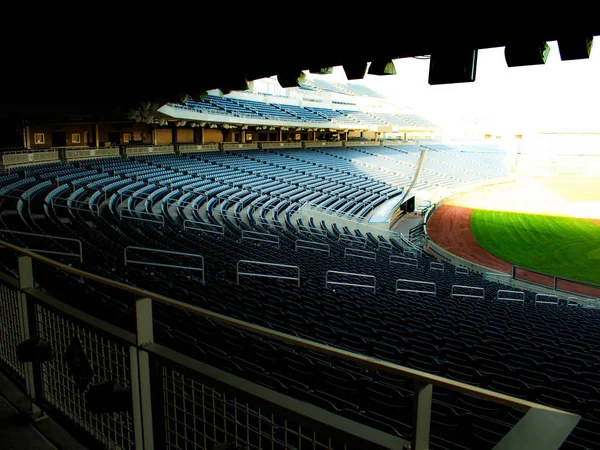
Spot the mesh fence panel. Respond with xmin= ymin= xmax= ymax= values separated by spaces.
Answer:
xmin=35 ymin=302 xmax=135 ymax=450
xmin=162 ymin=366 xmax=355 ymax=450
xmin=0 ymin=281 xmax=26 ymax=383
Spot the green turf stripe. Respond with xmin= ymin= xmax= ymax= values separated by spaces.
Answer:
xmin=470 ymin=210 xmax=600 ymax=285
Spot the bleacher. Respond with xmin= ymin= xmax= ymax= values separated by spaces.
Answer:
xmin=0 ymin=150 xmax=596 ymax=450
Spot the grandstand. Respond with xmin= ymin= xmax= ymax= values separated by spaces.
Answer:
xmin=1 ymin=30 xmax=600 ymax=450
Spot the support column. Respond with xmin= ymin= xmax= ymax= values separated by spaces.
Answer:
xmin=23 ymin=125 xmax=31 ymax=149
xmin=131 ymin=297 xmax=155 ymax=450
xmin=412 ymin=381 xmax=432 ymax=450
xmin=95 ymin=123 xmax=100 ymax=148
xmin=17 ymin=256 xmax=36 ymax=401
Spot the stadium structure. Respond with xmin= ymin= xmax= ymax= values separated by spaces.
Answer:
xmin=1 ymin=28 xmax=600 ymax=450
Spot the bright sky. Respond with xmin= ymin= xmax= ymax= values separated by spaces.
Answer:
xmin=319 ymin=40 xmax=600 ymax=132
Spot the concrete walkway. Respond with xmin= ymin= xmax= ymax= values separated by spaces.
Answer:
xmin=0 ymin=371 xmax=87 ymax=450
xmin=0 ymin=394 xmax=57 ymax=450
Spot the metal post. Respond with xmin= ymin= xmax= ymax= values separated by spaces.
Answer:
xmin=130 ymin=297 xmax=154 ymax=450
xmin=95 ymin=123 xmax=100 ymax=148
xmin=24 ymin=125 xmax=31 ymax=150
xmin=17 ymin=255 xmax=36 ymax=400
xmin=412 ymin=381 xmax=432 ymax=450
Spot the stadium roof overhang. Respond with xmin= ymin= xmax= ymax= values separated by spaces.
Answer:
xmin=1 ymin=21 xmax=599 ymax=122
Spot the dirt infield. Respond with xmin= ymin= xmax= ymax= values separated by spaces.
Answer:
xmin=426 ymin=177 xmax=600 ymax=299
xmin=426 ymin=204 xmax=512 ymax=273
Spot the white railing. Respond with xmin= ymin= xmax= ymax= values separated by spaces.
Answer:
xmin=325 ymin=271 xmax=376 ymax=293
xmin=451 ymin=285 xmax=486 ymax=300
xmin=294 ymin=239 xmax=330 ymax=255
xmin=235 ymin=260 xmax=300 ymax=287
xmin=395 ymin=279 xmax=436 ymax=295
xmin=123 ymin=246 xmax=205 ymax=285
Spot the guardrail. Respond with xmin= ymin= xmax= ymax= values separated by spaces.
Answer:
xmin=123 ymin=246 xmax=206 ymax=285
xmin=1 ymin=149 xmax=60 ymax=169
xmin=0 ymin=240 xmax=581 ymax=450
xmin=177 ymin=143 xmax=220 ymax=153
xmin=124 ymin=145 xmax=175 ymax=156
xmin=0 ymin=229 xmax=83 ymax=263
xmin=64 ymin=147 xmax=120 ymax=161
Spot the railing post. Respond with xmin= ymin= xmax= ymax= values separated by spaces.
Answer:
xmin=17 ymin=255 xmax=36 ymax=401
xmin=130 ymin=297 xmax=155 ymax=450
xmin=412 ymin=381 xmax=432 ymax=450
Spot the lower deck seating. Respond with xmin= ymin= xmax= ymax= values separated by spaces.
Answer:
xmin=0 ymin=159 xmax=596 ymax=450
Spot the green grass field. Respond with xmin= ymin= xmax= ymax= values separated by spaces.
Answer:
xmin=470 ymin=210 xmax=600 ymax=285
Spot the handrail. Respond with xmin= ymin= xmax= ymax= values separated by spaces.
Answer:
xmin=182 ymin=219 xmax=224 ymax=236
xmin=0 ymin=229 xmax=83 ymax=263
xmin=119 ymin=208 xmax=165 ymax=226
xmin=535 ymin=293 xmax=560 ymax=305
xmin=344 ymin=247 xmax=376 ymax=261
xmin=395 ymin=279 xmax=436 ymax=295
xmin=123 ymin=246 xmax=205 ymax=285
xmin=451 ymin=284 xmax=485 ymax=300
xmin=241 ymin=230 xmax=280 ymax=248
xmin=236 ymin=259 xmax=300 ymax=287
xmin=325 ymin=270 xmax=376 ymax=293
xmin=294 ymin=239 xmax=330 ymax=255
xmin=497 ymin=289 xmax=525 ymax=303
xmin=389 ymin=255 xmax=418 ymax=267
xmin=0 ymin=238 xmax=581 ymax=414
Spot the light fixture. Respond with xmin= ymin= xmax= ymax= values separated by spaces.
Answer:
xmin=557 ymin=35 xmax=593 ymax=61
xmin=368 ymin=59 xmax=397 ymax=75
xmin=342 ymin=61 xmax=368 ymax=80
xmin=429 ymin=48 xmax=478 ymax=85
xmin=505 ymin=41 xmax=550 ymax=67
xmin=277 ymin=70 xmax=307 ymax=88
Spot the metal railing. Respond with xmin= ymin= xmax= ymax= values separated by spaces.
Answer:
xmin=0 ymin=229 xmax=83 ymax=263
xmin=325 ymin=271 xmax=376 ymax=293
xmin=0 ymin=240 xmax=581 ymax=450
xmin=235 ymin=260 xmax=300 ymax=287
xmin=123 ymin=246 xmax=206 ymax=285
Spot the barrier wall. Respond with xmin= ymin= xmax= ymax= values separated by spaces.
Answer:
xmin=178 ymin=143 xmax=220 ymax=153
xmin=221 ymin=143 xmax=259 ymax=152
xmin=124 ymin=145 xmax=175 ymax=156
xmin=260 ymin=142 xmax=303 ymax=150
xmin=64 ymin=147 xmax=121 ymax=161
xmin=1 ymin=149 xmax=60 ymax=169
